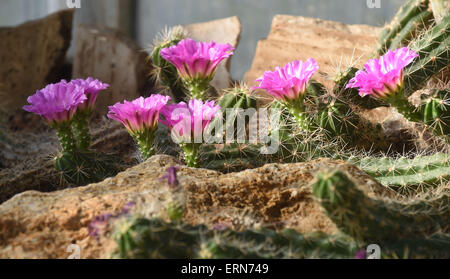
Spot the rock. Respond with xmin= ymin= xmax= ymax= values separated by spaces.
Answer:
xmin=184 ymin=16 xmax=241 ymax=91
xmin=72 ymin=25 xmax=153 ymax=117
xmin=244 ymin=15 xmax=380 ymax=101
xmin=0 ymin=10 xmax=73 ymax=114
xmin=0 ymin=155 xmax=387 ymax=259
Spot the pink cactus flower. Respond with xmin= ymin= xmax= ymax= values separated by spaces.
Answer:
xmin=69 ymin=77 xmax=109 ymax=111
xmin=160 ymin=38 xmax=234 ymax=82
xmin=107 ymin=94 xmax=170 ymax=135
xmin=23 ymin=81 xmax=87 ymax=126
xmin=160 ymin=99 xmax=221 ymax=144
xmin=346 ymin=47 xmax=418 ymax=98
xmin=252 ymin=58 xmax=319 ymax=103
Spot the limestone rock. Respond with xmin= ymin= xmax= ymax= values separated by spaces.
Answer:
xmin=184 ymin=16 xmax=241 ymax=91
xmin=72 ymin=25 xmax=153 ymax=117
xmin=0 ymin=10 xmax=73 ymax=114
xmin=244 ymin=15 xmax=380 ymax=101
xmin=0 ymin=155 xmax=387 ymax=259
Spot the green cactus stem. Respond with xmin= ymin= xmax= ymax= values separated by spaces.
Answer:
xmin=420 ymin=89 xmax=450 ymax=140
xmin=55 ymin=124 xmax=77 ymax=154
xmin=312 ymin=170 xmax=447 ymax=243
xmin=185 ymin=78 xmax=212 ymax=101
xmin=181 ymin=143 xmax=201 ymax=168
xmin=389 ymin=10 xmax=433 ymax=51
xmin=353 ymin=153 xmax=450 ymax=188
xmin=404 ymin=14 xmax=450 ymax=96
xmin=377 ymin=0 xmax=430 ymax=54
xmin=112 ymin=217 xmax=204 ymax=259
xmin=112 ymin=217 xmax=358 ymax=259
xmin=55 ymin=151 xmax=120 ymax=186
xmin=383 ymin=90 xmax=424 ymax=122
xmin=134 ymin=129 xmax=156 ymax=161
xmin=150 ymin=27 xmax=187 ymax=102
xmin=72 ymin=113 xmax=91 ymax=150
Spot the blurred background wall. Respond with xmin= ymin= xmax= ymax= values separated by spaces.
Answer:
xmin=0 ymin=0 xmax=404 ymax=79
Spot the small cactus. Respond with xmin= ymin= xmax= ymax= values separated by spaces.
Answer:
xmin=149 ymin=26 xmax=188 ymax=102
xmin=54 ymin=151 xmax=120 ymax=186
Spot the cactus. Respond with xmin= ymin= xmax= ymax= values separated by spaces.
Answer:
xmin=430 ymin=0 xmax=450 ymax=23
xmin=352 ymin=153 xmax=450 ymax=189
xmin=149 ymin=26 xmax=188 ymax=102
xmin=111 ymin=214 xmax=450 ymax=259
xmin=112 ymin=217 xmax=359 ymax=259
xmin=72 ymin=112 xmax=92 ymax=150
xmin=388 ymin=10 xmax=433 ymax=51
xmin=312 ymin=170 xmax=449 ymax=245
xmin=420 ymin=89 xmax=450 ymax=140
xmin=54 ymin=151 xmax=120 ymax=186
xmin=404 ymin=14 xmax=450 ymax=96
xmin=112 ymin=217 xmax=204 ymax=259
xmin=212 ymin=85 xmax=258 ymax=139
xmin=199 ymin=230 xmax=358 ymax=259
xmin=377 ymin=0 xmax=430 ymax=54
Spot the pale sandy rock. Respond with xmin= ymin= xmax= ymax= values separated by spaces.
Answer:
xmin=184 ymin=16 xmax=241 ymax=91
xmin=73 ymin=25 xmax=153 ymax=117
xmin=0 ymin=155 xmax=387 ymax=259
xmin=0 ymin=10 xmax=73 ymax=114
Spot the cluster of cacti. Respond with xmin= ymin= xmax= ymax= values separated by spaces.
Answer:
xmin=312 ymin=170 xmax=449 ymax=258
xmin=102 ymin=3 xmax=450 ymax=260
xmin=22 ymin=79 xmax=121 ymax=186
xmin=333 ymin=11 xmax=450 ymax=144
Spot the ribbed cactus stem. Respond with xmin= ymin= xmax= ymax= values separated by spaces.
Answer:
xmin=282 ymin=97 xmax=310 ymax=131
xmin=72 ymin=113 xmax=91 ymax=150
xmin=312 ymin=170 xmax=447 ymax=243
xmin=181 ymin=143 xmax=201 ymax=168
xmin=134 ymin=130 xmax=156 ymax=161
xmin=186 ymin=79 xmax=210 ymax=101
xmin=56 ymin=124 xmax=77 ymax=153
xmin=430 ymin=0 xmax=449 ymax=23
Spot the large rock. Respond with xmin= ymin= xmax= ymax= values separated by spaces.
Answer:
xmin=73 ymin=25 xmax=153 ymax=116
xmin=244 ymin=15 xmax=380 ymax=97
xmin=184 ymin=16 xmax=241 ymax=91
xmin=0 ymin=155 xmax=387 ymax=259
xmin=0 ymin=10 xmax=73 ymax=114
